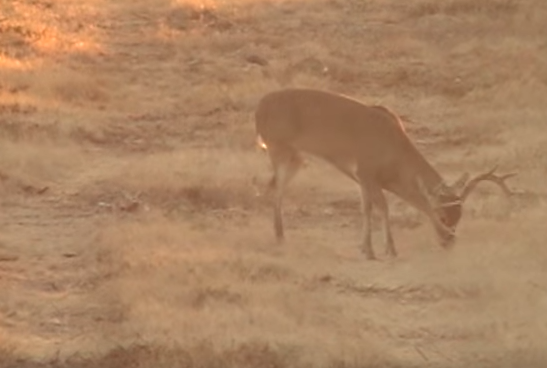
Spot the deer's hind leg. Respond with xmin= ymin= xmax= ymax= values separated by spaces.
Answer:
xmin=266 ymin=143 xmax=303 ymax=242
xmin=358 ymin=182 xmax=375 ymax=260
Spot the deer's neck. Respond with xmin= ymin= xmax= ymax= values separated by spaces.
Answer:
xmin=388 ymin=145 xmax=445 ymax=214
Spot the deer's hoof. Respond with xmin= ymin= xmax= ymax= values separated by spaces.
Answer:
xmin=385 ymin=248 xmax=398 ymax=258
xmin=362 ymin=250 xmax=377 ymax=261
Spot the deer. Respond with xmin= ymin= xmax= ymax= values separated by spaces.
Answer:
xmin=255 ymin=88 xmax=516 ymax=260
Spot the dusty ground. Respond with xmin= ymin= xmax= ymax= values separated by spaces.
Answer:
xmin=1 ymin=0 xmax=547 ymax=367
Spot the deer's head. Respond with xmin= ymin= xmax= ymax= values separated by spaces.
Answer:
xmin=419 ymin=165 xmax=516 ymax=248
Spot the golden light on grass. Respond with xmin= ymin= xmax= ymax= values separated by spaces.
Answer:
xmin=0 ymin=55 xmax=36 ymax=70
xmin=2 ymin=0 xmax=103 ymax=58
xmin=34 ymin=32 xmax=102 ymax=55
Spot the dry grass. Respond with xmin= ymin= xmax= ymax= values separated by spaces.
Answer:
xmin=406 ymin=0 xmax=519 ymax=18
xmin=1 ymin=0 xmax=547 ymax=367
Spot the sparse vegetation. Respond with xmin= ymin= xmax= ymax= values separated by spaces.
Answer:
xmin=1 ymin=0 xmax=547 ymax=367
xmin=407 ymin=0 xmax=519 ymax=18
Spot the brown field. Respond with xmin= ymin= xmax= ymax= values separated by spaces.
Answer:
xmin=1 ymin=0 xmax=547 ymax=367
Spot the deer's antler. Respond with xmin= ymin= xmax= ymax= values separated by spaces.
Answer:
xmin=459 ymin=165 xmax=517 ymax=202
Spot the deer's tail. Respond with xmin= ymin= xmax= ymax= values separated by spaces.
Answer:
xmin=256 ymin=134 xmax=268 ymax=152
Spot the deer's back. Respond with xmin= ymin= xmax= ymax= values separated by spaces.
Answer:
xmin=256 ymin=89 xmax=412 ymax=163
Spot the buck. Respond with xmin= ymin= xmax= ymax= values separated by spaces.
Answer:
xmin=255 ymin=88 xmax=516 ymax=260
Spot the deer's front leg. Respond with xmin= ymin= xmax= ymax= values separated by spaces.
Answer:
xmin=370 ymin=185 xmax=397 ymax=258
xmin=359 ymin=184 xmax=375 ymax=260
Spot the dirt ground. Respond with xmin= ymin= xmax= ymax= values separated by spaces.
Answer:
xmin=1 ymin=0 xmax=547 ymax=367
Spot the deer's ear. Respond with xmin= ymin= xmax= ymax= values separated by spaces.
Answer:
xmin=432 ymin=182 xmax=449 ymax=196
xmin=449 ymin=172 xmax=469 ymax=193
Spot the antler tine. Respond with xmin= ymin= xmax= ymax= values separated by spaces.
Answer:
xmin=459 ymin=165 xmax=517 ymax=202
